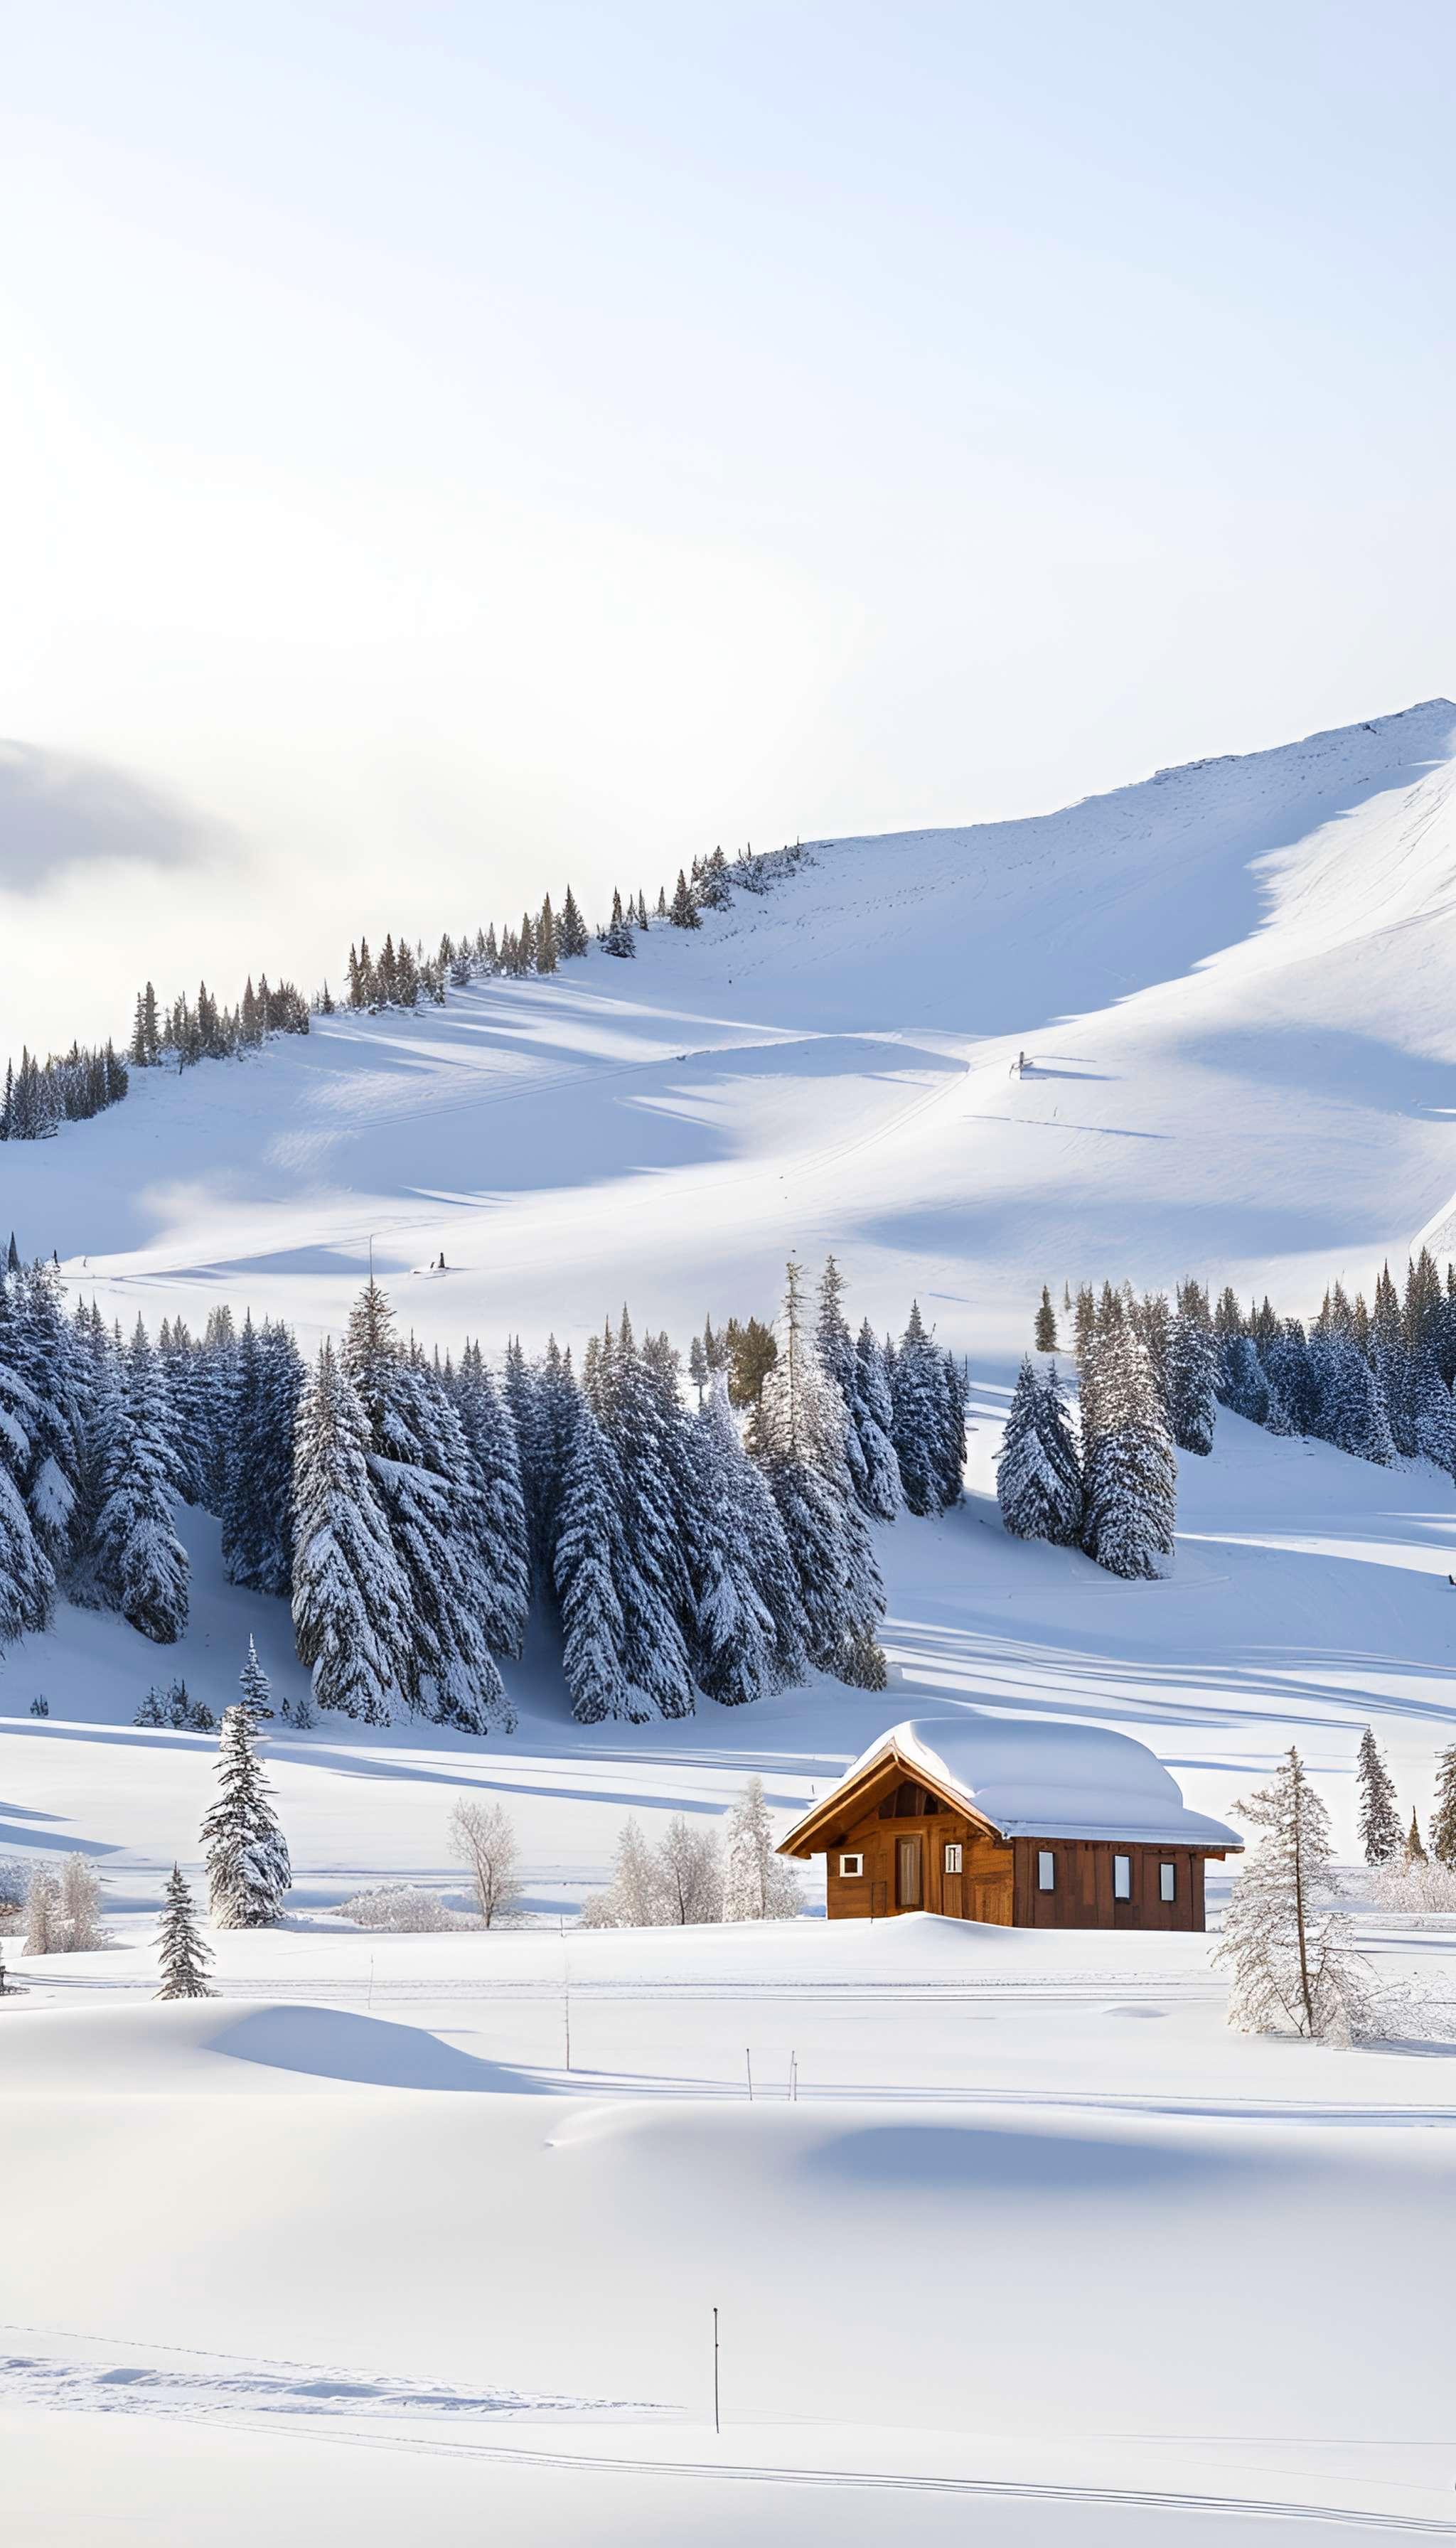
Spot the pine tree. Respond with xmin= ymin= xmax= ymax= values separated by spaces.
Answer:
xmin=685 ymin=1379 xmax=806 ymax=1706
xmin=722 ymin=1775 xmax=801 ymax=1920
xmin=451 ymin=1342 xmax=530 ymax=1659
xmin=669 ymin=869 xmax=700 ymax=928
xmin=1403 ymin=1808 xmax=1428 ymax=1868
xmin=93 ymin=1320 xmax=189 ymax=1641
xmin=201 ymin=1706 xmax=291 ymax=1927
xmin=751 ymin=1261 xmax=885 ymax=1688
xmin=1216 ymin=1747 xmax=1375 ymax=2042
xmin=1034 ymin=1285 xmax=1058 ymax=1351
xmin=0 ymin=1353 xmax=55 ymax=1643
xmin=997 ymin=1358 xmax=1083 ymax=1546
xmin=237 ymin=1635 xmax=275 ymax=1723
xmin=291 ymin=1339 xmax=412 ymax=1723
xmin=553 ymin=1397 xmax=633 ymax=1722
xmin=890 ymin=1303 xmax=950 ymax=1516
xmin=1080 ymin=1322 xmax=1176 ymax=1579
xmin=587 ymin=1312 xmax=695 ymax=1718
xmin=1413 ymin=1352 xmax=1456 ymax=1478
xmin=558 ymin=885 xmax=589 ymax=960
xmin=1167 ymin=1282 xmax=1217 ymax=1455
xmin=852 ymin=1319 xmax=904 ymax=1519
xmin=1430 ymin=1743 xmax=1456 ymax=1867
xmin=1355 ymin=1726 xmax=1402 ymax=1865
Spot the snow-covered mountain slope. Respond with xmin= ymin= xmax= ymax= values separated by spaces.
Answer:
xmin=8 ymin=698 xmax=1456 ymax=1355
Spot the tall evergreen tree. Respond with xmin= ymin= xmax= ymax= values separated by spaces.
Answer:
xmin=852 ymin=1318 xmax=904 ymax=1520
xmin=156 ymin=1863 xmax=215 ymax=1998
xmin=237 ymin=1634 xmax=275 ymax=1723
xmin=587 ymin=1312 xmax=695 ymax=1718
xmin=1355 ymin=1727 xmax=1402 ymax=1866
xmin=685 ymin=1379 xmax=807 ymax=1706
xmin=553 ymin=1397 xmax=633 ymax=1722
xmin=201 ymin=1705 xmax=291 ymax=1927
xmin=1430 ymin=1742 xmax=1456 ymax=1868
xmin=93 ymin=1321 xmax=189 ymax=1642
xmin=451 ymin=1343 xmax=530 ymax=1658
xmin=997 ymin=1358 xmax=1082 ymax=1546
xmin=1034 ymin=1285 xmax=1058 ymax=1352
xmin=1167 ymin=1282 xmax=1217 ymax=1455
xmin=558 ymin=884 xmax=589 ymax=959
xmin=291 ymin=1339 xmax=412 ymax=1723
xmin=1080 ymin=1322 xmax=1176 ymax=1580
xmin=751 ymin=1261 xmax=886 ymax=1688
xmin=1216 ymin=1747 xmax=1374 ymax=2042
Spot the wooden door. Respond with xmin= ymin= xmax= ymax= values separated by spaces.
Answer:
xmin=896 ymin=1835 xmax=923 ymax=1910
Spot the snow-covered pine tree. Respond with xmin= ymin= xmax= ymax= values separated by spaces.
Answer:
xmin=997 ymin=1359 xmax=1061 ymax=1543
xmin=345 ymin=1312 xmax=513 ymax=1735
xmin=722 ymin=1774 xmax=801 ymax=1920
xmin=1034 ymin=1285 xmax=1057 ymax=1352
xmin=1167 ymin=1282 xmax=1217 ymax=1455
xmin=291 ymin=1339 xmax=413 ymax=1723
xmin=1355 ymin=1726 xmax=1402 ymax=1865
xmin=1431 ymin=1743 xmax=1456 ymax=1867
xmin=1 ymin=1258 xmax=87 ymax=1580
xmin=0 ymin=1350 xmax=54 ymax=1643
xmin=1080 ymin=1322 xmax=1176 ymax=1579
xmin=237 ymin=1635 xmax=274 ymax=1723
xmin=685 ymin=1378 xmax=806 ymax=1706
xmin=1216 ymin=1333 xmax=1269 ymax=1424
xmin=815 ymin=1256 xmax=870 ymax=1511
xmin=451 ymin=1342 xmax=530 ymax=1658
xmin=1403 ymin=1809 xmax=1428 ymax=1868
xmin=850 ymin=1317 xmax=903 ymax=1519
xmin=552 ymin=1396 xmax=633 ymax=1722
xmin=198 ymin=1305 xmax=240 ymax=1514
xmin=668 ymin=869 xmax=700 ymax=928
xmin=92 ymin=1320 xmax=189 ymax=1641
xmin=155 ymin=1863 xmax=214 ymax=1998
xmin=222 ymin=1318 xmax=304 ymax=1593
xmin=1413 ymin=1351 xmax=1456 ymax=1479
xmin=890 ymin=1302 xmax=949 ymax=1517
xmin=201 ymin=1706 xmax=291 ymax=1927
xmin=1216 ymin=1747 xmax=1375 ymax=2043
xmin=558 ymin=884 xmax=589 ymax=959
xmin=751 ymin=1260 xmax=886 ymax=1688
xmin=1034 ymin=1359 xmax=1083 ymax=1542
xmin=587 ymin=1312 xmax=695 ymax=1719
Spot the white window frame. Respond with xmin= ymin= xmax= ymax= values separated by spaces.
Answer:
xmin=1160 ymin=1861 xmax=1177 ymax=1903
xmin=839 ymin=1853 xmax=864 ymax=1880
xmin=943 ymin=1843 xmax=962 ymax=1875
xmin=1037 ymin=1850 xmax=1056 ymax=1893
xmin=1113 ymin=1853 xmax=1132 ymax=1901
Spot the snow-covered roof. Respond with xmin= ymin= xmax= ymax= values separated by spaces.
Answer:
xmin=781 ymin=1716 xmax=1241 ymax=1852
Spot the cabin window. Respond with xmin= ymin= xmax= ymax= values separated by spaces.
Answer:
xmin=1037 ymin=1850 xmax=1056 ymax=1892
xmin=943 ymin=1843 xmax=962 ymax=1875
xmin=1160 ymin=1862 xmax=1177 ymax=1902
xmin=839 ymin=1853 xmax=864 ymax=1879
xmin=1113 ymin=1854 xmax=1132 ymax=1901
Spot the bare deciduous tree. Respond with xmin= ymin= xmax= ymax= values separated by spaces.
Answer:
xmin=448 ymin=1799 xmax=522 ymax=1927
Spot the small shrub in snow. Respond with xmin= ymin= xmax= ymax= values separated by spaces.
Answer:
xmin=28 ymin=1696 xmax=48 ymax=1717
xmin=447 ymin=1800 xmax=522 ymax=1927
xmin=337 ymin=1885 xmax=461 ymax=1933
xmin=135 ymin=1679 xmax=216 ymax=1733
xmin=1370 ymin=1859 xmax=1456 ymax=1918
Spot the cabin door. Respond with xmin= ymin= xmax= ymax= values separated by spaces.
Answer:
xmin=896 ymin=1836 xmax=923 ymax=1910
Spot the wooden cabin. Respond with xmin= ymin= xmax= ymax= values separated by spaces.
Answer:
xmin=778 ymin=1716 xmax=1240 ymax=1932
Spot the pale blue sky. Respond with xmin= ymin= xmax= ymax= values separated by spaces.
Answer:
xmin=1 ymin=1 xmax=1452 ymax=1049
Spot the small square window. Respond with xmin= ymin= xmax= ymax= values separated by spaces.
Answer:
xmin=1113 ymin=1854 xmax=1132 ymax=1900
xmin=943 ymin=1843 xmax=962 ymax=1875
xmin=1160 ymin=1862 xmax=1176 ymax=1903
xmin=839 ymin=1853 xmax=864 ymax=1879
xmin=1037 ymin=1850 xmax=1056 ymax=1892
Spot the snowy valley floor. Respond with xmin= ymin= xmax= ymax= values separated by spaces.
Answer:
xmin=6 ymin=1405 xmax=1456 ymax=2537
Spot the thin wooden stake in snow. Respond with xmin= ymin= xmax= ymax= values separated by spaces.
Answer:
xmin=745 ymin=2048 xmax=753 ymax=2101
xmin=713 ymin=2306 xmax=720 ymax=2436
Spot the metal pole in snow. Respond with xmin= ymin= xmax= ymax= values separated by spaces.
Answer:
xmin=745 ymin=2048 xmax=753 ymax=2101
xmin=713 ymin=2307 xmax=720 ymax=2436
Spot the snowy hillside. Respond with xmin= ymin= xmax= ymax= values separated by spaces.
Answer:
xmin=6 ymin=698 xmax=1456 ymax=1356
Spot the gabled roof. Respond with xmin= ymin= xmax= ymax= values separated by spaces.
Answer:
xmin=778 ymin=1715 xmax=1242 ymax=1854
